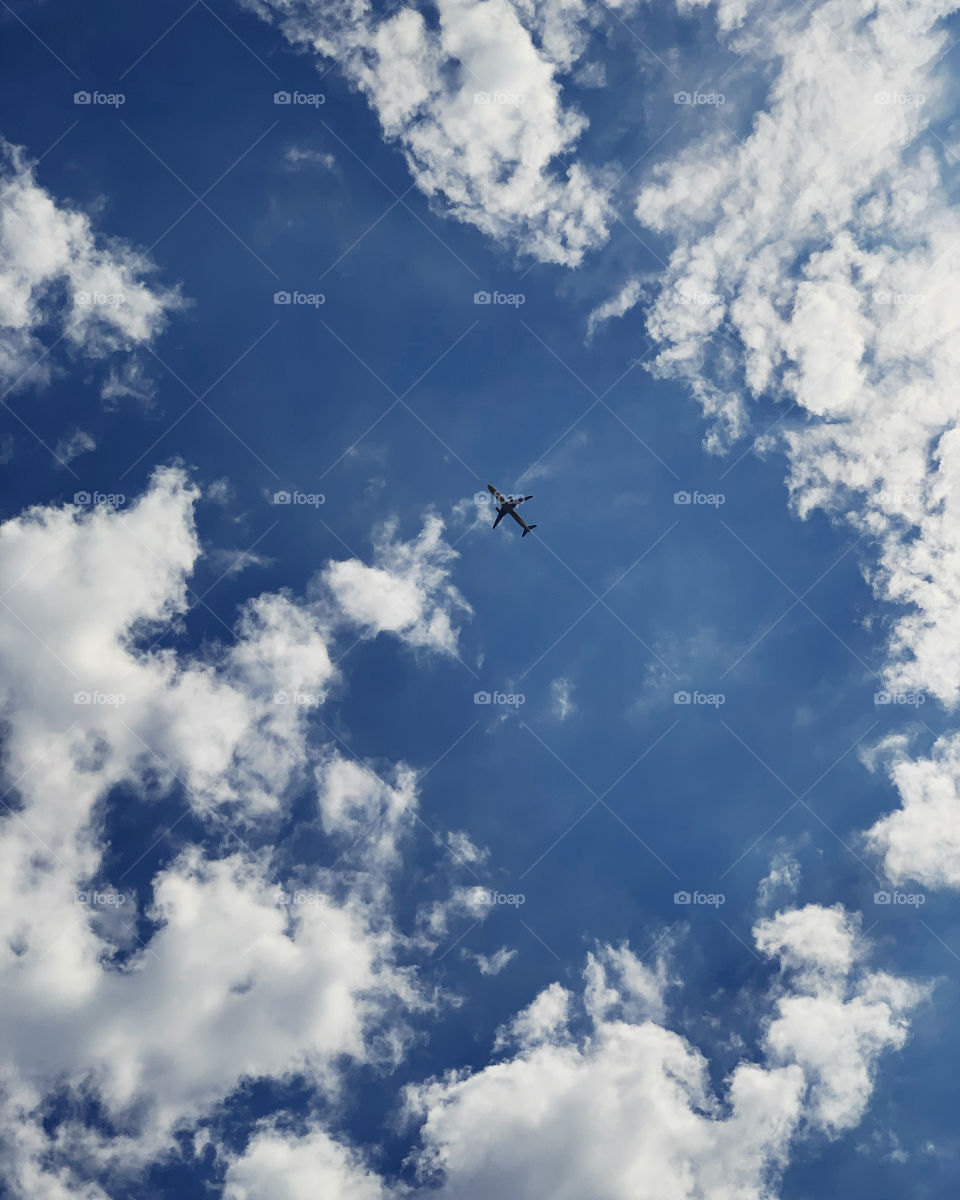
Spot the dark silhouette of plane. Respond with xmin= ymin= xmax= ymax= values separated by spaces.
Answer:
xmin=488 ymin=484 xmax=537 ymax=537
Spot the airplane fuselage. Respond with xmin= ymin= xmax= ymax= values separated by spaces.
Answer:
xmin=488 ymin=484 xmax=537 ymax=537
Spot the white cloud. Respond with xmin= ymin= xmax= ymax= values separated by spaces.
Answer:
xmin=416 ymin=885 xmax=494 ymax=950
xmin=55 ymin=849 xmax=410 ymax=1145
xmin=205 ymin=476 xmax=235 ymax=505
xmin=586 ymin=276 xmax=644 ymax=340
xmin=284 ymin=146 xmax=338 ymax=172
xmin=323 ymin=514 xmax=471 ymax=655
xmin=100 ymin=358 xmax=158 ymax=409
xmin=493 ymin=979 xmax=571 ymax=1049
xmin=757 ymin=851 xmax=801 ymax=908
xmin=863 ymin=730 xmax=960 ymax=889
xmin=445 ymin=829 xmax=488 ymax=867
xmin=245 ymin=0 xmax=611 ymax=265
xmin=405 ymin=906 xmax=923 ymax=1199
xmin=583 ymin=942 xmax=671 ymax=1024
xmin=463 ymin=946 xmax=517 ymax=976
xmin=755 ymin=905 xmax=926 ymax=1135
xmin=0 ymin=140 xmax=181 ymax=393
xmin=224 ymin=1123 xmax=388 ymax=1200
xmin=452 ymin=488 xmax=495 ymax=530
xmin=573 ymin=59 xmax=607 ymax=89
xmin=52 ymin=429 xmax=95 ymax=467
xmin=549 ymin=676 xmax=576 ymax=720
xmin=205 ymin=545 xmax=275 ymax=576
xmin=0 ymin=471 xmax=342 ymax=822
xmin=316 ymin=754 xmax=418 ymax=868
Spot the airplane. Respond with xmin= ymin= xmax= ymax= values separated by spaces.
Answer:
xmin=488 ymin=484 xmax=537 ymax=537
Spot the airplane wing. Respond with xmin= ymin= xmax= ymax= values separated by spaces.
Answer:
xmin=514 ymin=494 xmax=534 ymax=505
xmin=488 ymin=484 xmax=508 ymax=505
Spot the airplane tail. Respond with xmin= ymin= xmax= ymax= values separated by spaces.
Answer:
xmin=522 ymin=525 xmax=537 ymax=538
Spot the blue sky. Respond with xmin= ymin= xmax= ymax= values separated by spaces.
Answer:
xmin=1 ymin=0 xmax=960 ymax=1197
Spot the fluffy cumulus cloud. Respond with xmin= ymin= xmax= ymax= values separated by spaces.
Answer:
xmin=242 ymin=0 xmax=611 ymax=265
xmin=863 ymin=731 xmax=960 ymax=889
xmin=401 ymin=906 xmax=922 ymax=1200
xmin=0 ymin=469 xmax=479 ymax=1193
xmin=223 ymin=1123 xmax=388 ymax=1200
xmin=586 ymin=0 xmax=960 ymax=887
xmin=0 ymin=467 xmax=337 ymax=823
xmin=0 ymin=141 xmax=181 ymax=393
xmin=2 ymin=848 xmax=409 ymax=1160
xmin=754 ymin=905 xmax=925 ymax=1134
xmin=323 ymin=514 xmax=471 ymax=654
